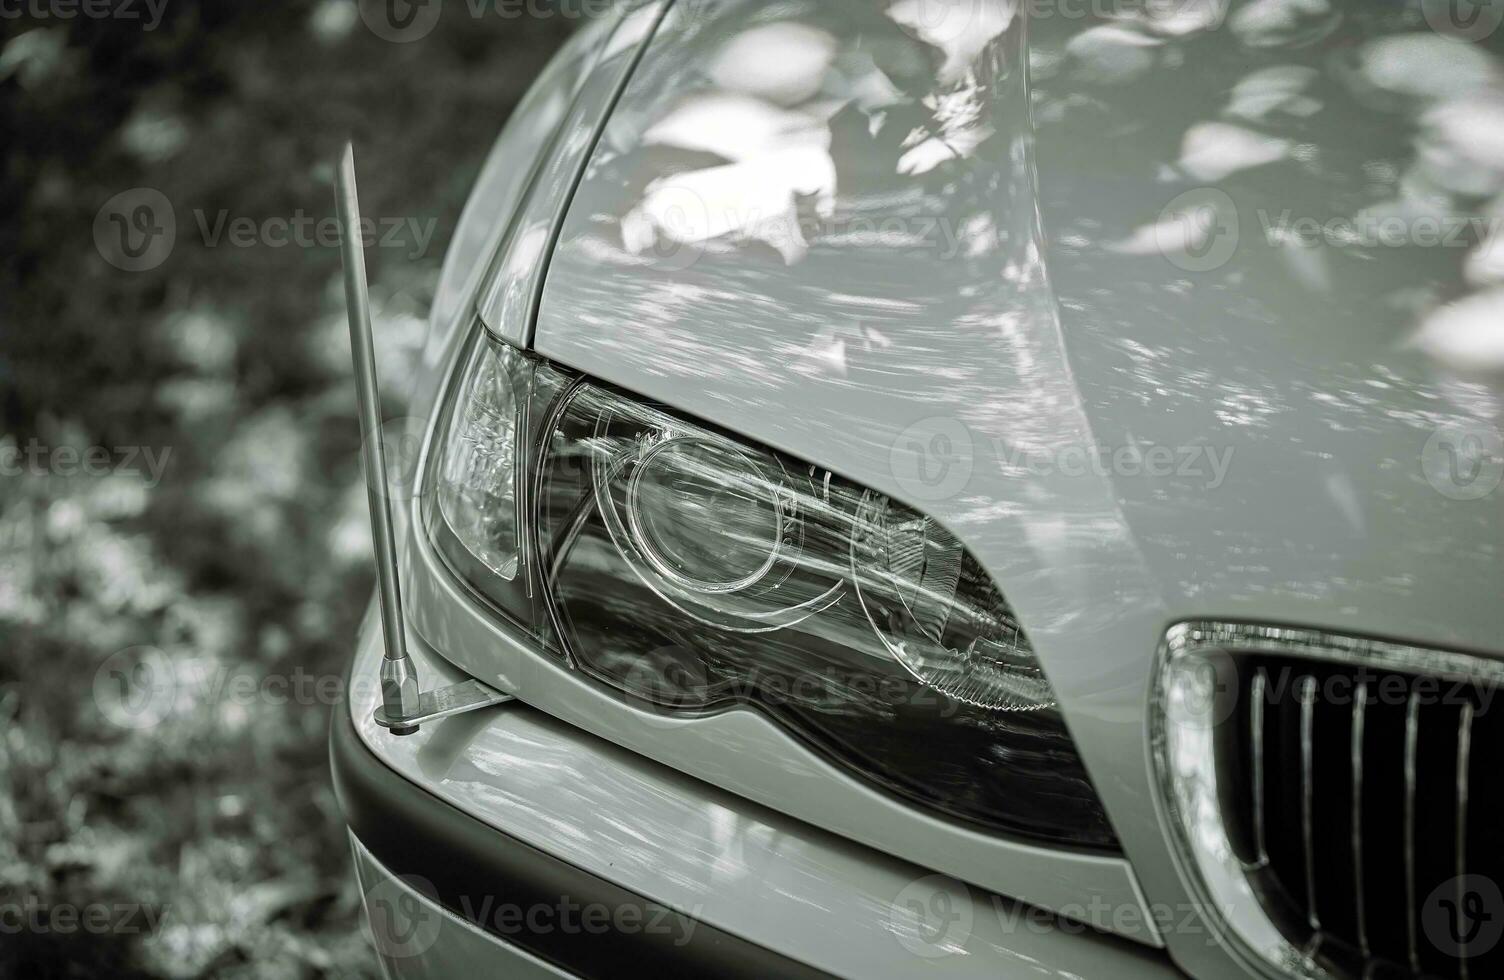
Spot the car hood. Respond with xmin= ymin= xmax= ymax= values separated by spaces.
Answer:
xmin=535 ymin=0 xmax=1504 ymax=659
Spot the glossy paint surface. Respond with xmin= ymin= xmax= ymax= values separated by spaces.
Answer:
xmin=523 ymin=1 xmax=1504 ymax=976
xmin=420 ymin=7 xmax=624 ymax=377
xmin=351 ymin=835 xmax=569 ymax=980
xmin=349 ymin=607 xmax=1179 ymax=977
xmin=475 ymin=1 xmax=667 ymax=347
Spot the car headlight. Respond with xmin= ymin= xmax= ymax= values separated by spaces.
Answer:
xmin=427 ymin=331 xmax=1118 ymax=849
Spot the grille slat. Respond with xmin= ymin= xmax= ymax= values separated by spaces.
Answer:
xmin=1350 ymin=681 xmax=1368 ymax=958
xmin=1456 ymin=702 xmax=1474 ymax=980
xmin=1251 ymin=668 xmax=1269 ymax=866
xmin=1300 ymin=676 xmax=1320 ymax=931
xmin=1404 ymin=691 xmax=1421 ymax=976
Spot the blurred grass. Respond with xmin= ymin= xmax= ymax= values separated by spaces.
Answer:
xmin=0 ymin=3 xmax=573 ymax=976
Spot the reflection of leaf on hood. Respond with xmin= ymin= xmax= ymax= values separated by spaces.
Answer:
xmin=886 ymin=0 xmax=1016 ymax=85
xmin=1177 ymin=122 xmax=1292 ymax=182
xmin=1230 ymin=0 xmax=1343 ymax=49
xmin=1412 ymin=287 xmax=1504 ymax=375
xmin=1065 ymin=25 xmax=1162 ymax=86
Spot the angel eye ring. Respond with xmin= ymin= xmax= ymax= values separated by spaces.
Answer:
xmin=589 ymin=407 xmax=843 ymax=633
xmin=625 ymin=436 xmax=787 ymax=595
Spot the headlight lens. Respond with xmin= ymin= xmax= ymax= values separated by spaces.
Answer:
xmin=429 ymin=334 xmax=1118 ymax=849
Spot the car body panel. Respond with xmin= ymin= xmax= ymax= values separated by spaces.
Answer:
xmin=473 ymin=0 xmax=669 ymax=348
xmin=351 ymin=835 xmax=570 ymax=980
xmin=346 ymin=604 xmax=1181 ymax=977
xmin=421 ymin=5 xmax=624 ymax=377
xmin=522 ymin=1 xmax=1504 ymax=975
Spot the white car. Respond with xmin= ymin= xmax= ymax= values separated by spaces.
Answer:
xmin=330 ymin=2 xmax=1504 ymax=978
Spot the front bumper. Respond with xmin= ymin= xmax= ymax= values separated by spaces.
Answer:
xmin=332 ymin=690 xmax=815 ymax=977
xmin=330 ymin=611 xmax=1182 ymax=979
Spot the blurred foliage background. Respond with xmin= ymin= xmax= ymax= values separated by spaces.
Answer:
xmin=0 ymin=2 xmax=573 ymax=975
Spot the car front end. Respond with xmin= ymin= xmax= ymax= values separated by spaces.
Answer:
xmin=332 ymin=2 xmax=1504 ymax=977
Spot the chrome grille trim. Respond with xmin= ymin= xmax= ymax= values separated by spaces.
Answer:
xmin=1152 ymin=621 xmax=1504 ymax=980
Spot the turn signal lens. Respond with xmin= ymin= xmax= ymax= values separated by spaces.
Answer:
xmin=436 ymin=341 xmax=528 ymax=581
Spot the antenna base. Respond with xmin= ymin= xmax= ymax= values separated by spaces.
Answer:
xmin=374 ymin=678 xmax=515 ymax=735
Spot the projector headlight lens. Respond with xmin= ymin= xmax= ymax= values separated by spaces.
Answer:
xmin=628 ymin=437 xmax=783 ymax=593
xmin=429 ymin=335 xmax=1117 ymax=849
